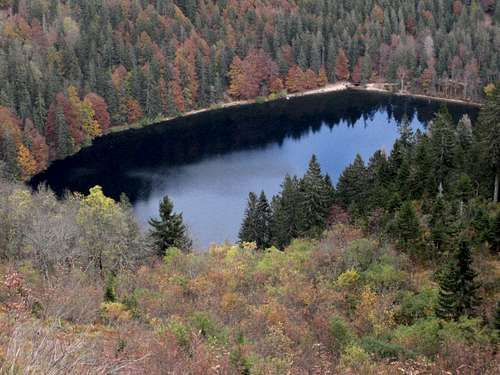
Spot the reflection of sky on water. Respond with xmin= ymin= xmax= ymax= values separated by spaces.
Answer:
xmin=31 ymin=90 xmax=476 ymax=250
xmin=133 ymin=111 xmax=424 ymax=249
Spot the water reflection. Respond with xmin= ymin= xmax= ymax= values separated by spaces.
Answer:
xmin=31 ymin=90 xmax=478 ymax=248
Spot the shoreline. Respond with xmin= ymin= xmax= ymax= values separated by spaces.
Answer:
xmin=29 ymin=83 xmax=482 ymax=182
xmin=109 ymin=82 xmax=482 ymax=134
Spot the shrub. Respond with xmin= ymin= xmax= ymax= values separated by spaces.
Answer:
xmin=100 ymin=302 xmax=131 ymax=323
xmin=335 ymin=268 xmax=360 ymax=289
xmin=190 ymin=311 xmax=223 ymax=341
xmin=166 ymin=318 xmax=190 ymax=350
xmin=392 ymin=318 xmax=441 ymax=357
xmin=329 ymin=315 xmax=354 ymax=352
xmin=364 ymin=262 xmax=406 ymax=291
xmin=343 ymin=239 xmax=378 ymax=271
xmin=439 ymin=316 xmax=493 ymax=346
xmin=396 ymin=288 xmax=438 ymax=324
xmin=340 ymin=344 xmax=371 ymax=372
xmin=361 ymin=335 xmax=410 ymax=360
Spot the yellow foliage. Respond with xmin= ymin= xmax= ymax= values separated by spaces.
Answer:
xmin=335 ymin=269 xmax=361 ymax=289
xmin=484 ymin=83 xmax=496 ymax=97
xmin=82 ymin=99 xmax=102 ymax=138
xmin=16 ymin=144 xmax=37 ymax=180
xmin=100 ymin=302 xmax=131 ymax=322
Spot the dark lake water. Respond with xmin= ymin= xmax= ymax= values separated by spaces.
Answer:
xmin=31 ymin=90 xmax=479 ymax=249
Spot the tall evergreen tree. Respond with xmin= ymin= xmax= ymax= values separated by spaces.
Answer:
xmin=149 ymin=195 xmax=192 ymax=256
xmin=477 ymin=88 xmax=500 ymax=203
xmin=436 ymin=241 xmax=480 ymax=320
xmin=394 ymin=200 xmax=421 ymax=250
xmin=255 ymin=191 xmax=272 ymax=249
xmin=271 ymin=175 xmax=302 ymax=249
xmin=239 ymin=192 xmax=258 ymax=244
xmin=299 ymin=155 xmax=332 ymax=235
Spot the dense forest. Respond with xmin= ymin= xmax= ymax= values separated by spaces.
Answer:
xmin=0 ymin=79 xmax=499 ymax=374
xmin=1 ymin=0 xmax=500 ymax=179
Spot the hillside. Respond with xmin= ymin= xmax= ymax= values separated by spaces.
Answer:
xmin=1 ymin=90 xmax=500 ymax=373
xmin=1 ymin=0 xmax=500 ymax=179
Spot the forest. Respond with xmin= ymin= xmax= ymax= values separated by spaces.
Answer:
xmin=1 ymin=0 xmax=500 ymax=179
xmin=0 ymin=73 xmax=499 ymax=374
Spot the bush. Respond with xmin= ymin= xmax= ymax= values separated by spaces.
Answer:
xmin=361 ymin=335 xmax=410 ymax=360
xmin=255 ymin=96 xmax=266 ymax=104
xmin=364 ymin=262 xmax=406 ymax=291
xmin=343 ymin=239 xmax=378 ymax=271
xmin=392 ymin=318 xmax=441 ymax=357
xmin=329 ymin=315 xmax=354 ymax=352
xmin=440 ymin=316 xmax=493 ymax=346
xmin=190 ymin=311 xmax=223 ymax=341
xmin=340 ymin=344 xmax=371 ymax=372
xmin=396 ymin=288 xmax=438 ymax=324
xmin=335 ymin=268 xmax=361 ymax=289
xmin=100 ymin=302 xmax=131 ymax=323
xmin=167 ymin=318 xmax=190 ymax=350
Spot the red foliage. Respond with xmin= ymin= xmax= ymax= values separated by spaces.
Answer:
xmin=335 ymin=49 xmax=350 ymax=81
xmin=351 ymin=58 xmax=362 ymax=85
xmin=85 ymin=93 xmax=111 ymax=131
xmin=126 ymin=98 xmax=143 ymax=123
xmin=286 ymin=65 xmax=306 ymax=93
xmin=228 ymin=50 xmax=279 ymax=99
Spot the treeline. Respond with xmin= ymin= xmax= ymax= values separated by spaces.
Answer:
xmin=242 ymin=87 xmax=500 ymax=255
xmin=239 ymin=155 xmax=335 ymax=250
xmin=1 ymin=0 xmax=500 ymax=179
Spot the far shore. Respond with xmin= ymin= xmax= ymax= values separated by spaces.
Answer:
xmin=109 ymin=82 xmax=482 ymax=135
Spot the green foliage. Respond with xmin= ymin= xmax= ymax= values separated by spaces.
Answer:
xmin=149 ymin=195 xmax=192 ymax=256
xmin=392 ymin=318 xmax=441 ymax=357
xmin=329 ymin=315 xmax=354 ymax=352
xmin=342 ymin=239 xmax=378 ymax=271
xmin=436 ymin=242 xmax=481 ymax=320
xmin=360 ymin=335 xmax=410 ymax=360
xmin=396 ymin=288 xmax=438 ymax=324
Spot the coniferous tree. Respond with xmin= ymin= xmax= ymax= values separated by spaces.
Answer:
xmin=299 ymin=155 xmax=332 ymax=235
xmin=478 ymin=88 xmax=500 ymax=203
xmin=429 ymin=194 xmax=451 ymax=254
xmin=239 ymin=192 xmax=258 ymax=244
xmin=255 ymin=191 xmax=272 ymax=249
xmin=271 ymin=175 xmax=302 ymax=249
xmin=436 ymin=241 xmax=480 ymax=320
xmin=149 ymin=195 xmax=192 ymax=256
xmin=336 ymin=154 xmax=367 ymax=214
xmin=394 ymin=200 xmax=421 ymax=250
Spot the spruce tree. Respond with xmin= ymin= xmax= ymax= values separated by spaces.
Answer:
xmin=336 ymin=154 xmax=367 ymax=213
xmin=149 ymin=195 xmax=192 ymax=256
xmin=271 ymin=175 xmax=301 ymax=249
xmin=429 ymin=194 xmax=450 ymax=254
xmin=255 ymin=191 xmax=272 ymax=249
xmin=239 ymin=192 xmax=258 ymax=244
xmin=436 ymin=241 xmax=480 ymax=320
xmin=299 ymin=155 xmax=331 ymax=236
xmin=394 ymin=200 xmax=421 ymax=250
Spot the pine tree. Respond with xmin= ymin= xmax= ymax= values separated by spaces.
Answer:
xmin=299 ymin=155 xmax=331 ymax=235
xmin=271 ymin=175 xmax=302 ymax=249
xmin=255 ymin=191 xmax=272 ymax=249
xmin=436 ymin=241 xmax=480 ymax=320
xmin=429 ymin=194 xmax=450 ymax=254
xmin=394 ymin=200 xmax=421 ymax=250
xmin=149 ymin=195 xmax=192 ymax=256
xmin=239 ymin=192 xmax=258 ymax=244
xmin=336 ymin=154 xmax=367 ymax=213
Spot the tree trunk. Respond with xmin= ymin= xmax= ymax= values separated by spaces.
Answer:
xmin=494 ymin=170 xmax=499 ymax=204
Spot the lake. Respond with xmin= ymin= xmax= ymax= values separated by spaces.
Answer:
xmin=31 ymin=90 xmax=479 ymax=249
